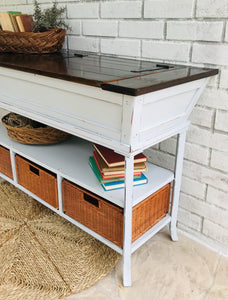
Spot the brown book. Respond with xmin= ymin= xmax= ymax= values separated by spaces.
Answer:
xmin=16 ymin=14 xmax=34 ymax=32
xmin=0 ymin=12 xmax=14 ymax=31
xmin=93 ymin=144 xmax=147 ymax=168
xmin=93 ymin=151 xmax=142 ymax=179
xmin=94 ymin=150 xmax=147 ymax=174
xmin=94 ymin=151 xmax=147 ymax=176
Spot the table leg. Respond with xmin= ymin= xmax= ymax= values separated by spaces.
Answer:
xmin=123 ymin=155 xmax=134 ymax=287
xmin=170 ymin=130 xmax=187 ymax=241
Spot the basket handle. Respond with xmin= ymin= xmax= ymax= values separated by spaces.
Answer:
xmin=29 ymin=165 xmax=40 ymax=176
xmin=83 ymin=193 xmax=99 ymax=208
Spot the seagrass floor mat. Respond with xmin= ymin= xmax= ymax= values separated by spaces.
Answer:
xmin=0 ymin=181 xmax=120 ymax=300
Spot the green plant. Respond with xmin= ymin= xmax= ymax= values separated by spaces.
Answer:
xmin=33 ymin=0 xmax=68 ymax=32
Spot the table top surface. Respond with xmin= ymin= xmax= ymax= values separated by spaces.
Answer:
xmin=0 ymin=50 xmax=218 ymax=96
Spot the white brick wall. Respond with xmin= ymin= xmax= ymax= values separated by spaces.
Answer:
xmin=225 ymin=22 xmax=228 ymax=41
xmin=142 ymin=40 xmax=190 ymax=62
xmin=101 ymin=1 xmax=142 ymax=19
xmin=211 ymin=150 xmax=228 ymax=173
xmin=220 ymin=69 xmax=228 ymax=89
xmin=101 ymin=38 xmax=140 ymax=57
xmin=83 ymin=20 xmax=118 ymax=37
xmin=207 ymin=186 xmax=228 ymax=210
xmin=67 ymin=3 xmax=99 ymax=19
xmin=167 ymin=21 xmax=223 ymax=42
xmin=192 ymin=44 xmax=228 ymax=66
xmin=119 ymin=21 xmax=164 ymax=39
xmin=215 ymin=110 xmax=228 ymax=132
xmin=196 ymin=0 xmax=228 ymax=18
xmin=0 ymin=0 xmax=227 ymax=256
xmin=144 ymin=0 xmax=194 ymax=18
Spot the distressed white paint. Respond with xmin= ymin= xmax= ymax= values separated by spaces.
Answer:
xmin=0 ymin=66 xmax=209 ymax=286
xmin=170 ymin=130 xmax=187 ymax=241
xmin=0 ymin=67 xmax=207 ymax=155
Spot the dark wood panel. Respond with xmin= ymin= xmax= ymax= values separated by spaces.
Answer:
xmin=0 ymin=50 xmax=218 ymax=95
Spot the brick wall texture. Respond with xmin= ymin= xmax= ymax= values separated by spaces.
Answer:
xmin=0 ymin=0 xmax=227 ymax=255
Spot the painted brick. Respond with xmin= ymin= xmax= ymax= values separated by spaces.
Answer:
xmin=67 ymin=3 xmax=99 ymax=19
xmin=225 ymin=22 xmax=228 ymax=41
xmin=160 ymin=138 xmax=210 ymax=165
xmin=101 ymin=1 xmax=142 ymax=19
xmin=184 ymin=142 xmax=210 ymax=165
xmin=203 ymin=219 xmax=228 ymax=245
xmin=160 ymin=138 xmax=176 ymax=155
xmin=180 ymin=193 xmax=228 ymax=229
xmin=67 ymin=20 xmax=81 ymax=35
xmin=142 ymin=41 xmax=190 ymax=62
xmin=192 ymin=43 xmax=228 ymax=66
xmin=0 ymin=4 xmax=33 ymax=14
xmin=198 ymin=88 xmax=228 ymax=110
xmin=2 ymin=0 xmax=26 ymax=4
xmin=178 ymin=207 xmax=202 ymax=231
xmin=207 ymin=74 xmax=219 ymax=88
xmin=119 ymin=21 xmax=164 ymax=39
xmin=83 ymin=21 xmax=118 ymax=37
xmin=144 ymin=148 xmax=175 ymax=171
xmin=211 ymin=150 xmax=228 ymax=173
xmin=101 ymin=39 xmax=140 ymax=57
xmin=167 ymin=21 xmax=223 ymax=42
xmin=207 ymin=186 xmax=228 ymax=210
xmin=183 ymin=160 xmax=228 ymax=191
xmin=220 ymin=69 xmax=228 ymax=89
xmin=27 ymin=0 xmax=73 ymax=3
xmin=181 ymin=176 xmax=206 ymax=200
xmin=215 ymin=110 xmax=228 ymax=132
xmin=187 ymin=124 xmax=228 ymax=152
xmin=189 ymin=106 xmax=214 ymax=128
xmin=68 ymin=36 xmax=99 ymax=53
xmin=144 ymin=0 xmax=193 ymax=18
xmin=196 ymin=0 xmax=228 ymax=18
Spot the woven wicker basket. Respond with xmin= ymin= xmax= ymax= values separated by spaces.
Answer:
xmin=2 ymin=113 xmax=70 ymax=145
xmin=0 ymin=28 xmax=66 ymax=54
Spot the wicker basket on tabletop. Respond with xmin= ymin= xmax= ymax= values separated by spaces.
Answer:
xmin=0 ymin=28 xmax=66 ymax=54
xmin=2 ymin=113 xmax=70 ymax=145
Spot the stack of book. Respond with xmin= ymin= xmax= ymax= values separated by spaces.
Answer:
xmin=89 ymin=144 xmax=148 ymax=191
xmin=0 ymin=11 xmax=34 ymax=32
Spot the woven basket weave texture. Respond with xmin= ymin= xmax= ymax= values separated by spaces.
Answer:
xmin=0 ymin=28 xmax=66 ymax=54
xmin=63 ymin=180 xmax=170 ymax=248
xmin=2 ymin=113 xmax=70 ymax=144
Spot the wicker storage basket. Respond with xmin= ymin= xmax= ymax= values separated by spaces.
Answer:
xmin=15 ymin=155 xmax=58 ymax=208
xmin=62 ymin=180 xmax=170 ymax=248
xmin=0 ymin=28 xmax=66 ymax=54
xmin=0 ymin=145 xmax=13 ymax=179
xmin=2 ymin=113 xmax=70 ymax=145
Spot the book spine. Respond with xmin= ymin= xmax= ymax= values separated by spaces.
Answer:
xmin=16 ymin=15 xmax=25 ymax=32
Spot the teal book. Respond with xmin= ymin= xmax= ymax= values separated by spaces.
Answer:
xmin=101 ymin=173 xmax=148 ymax=191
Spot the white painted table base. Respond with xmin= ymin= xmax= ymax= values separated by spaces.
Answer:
xmin=122 ymin=127 xmax=188 ymax=286
xmin=0 ymin=65 xmax=209 ymax=287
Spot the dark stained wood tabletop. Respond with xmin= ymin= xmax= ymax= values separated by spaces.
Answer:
xmin=0 ymin=50 xmax=218 ymax=96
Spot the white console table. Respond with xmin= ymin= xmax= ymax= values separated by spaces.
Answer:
xmin=0 ymin=51 xmax=218 ymax=286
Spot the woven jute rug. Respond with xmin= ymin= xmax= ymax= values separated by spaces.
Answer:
xmin=0 ymin=181 xmax=120 ymax=299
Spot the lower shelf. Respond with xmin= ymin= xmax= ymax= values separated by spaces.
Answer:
xmin=0 ymin=169 xmax=172 ymax=254
xmin=0 ymin=128 xmax=174 ymax=253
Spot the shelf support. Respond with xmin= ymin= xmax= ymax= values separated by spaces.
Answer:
xmin=170 ymin=129 xmax=187 ymax=241
xmin=10 ymin=150 xmax=17 ymax=183
xmin=123 ymin=155 xmax=134 ymax=287
xmin=57 ymin=174 xmax=63 ymax=214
